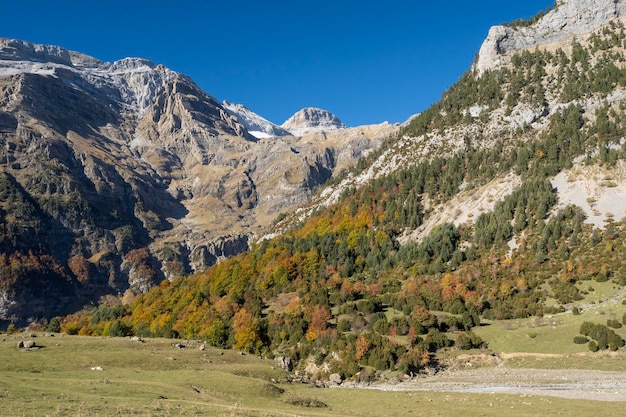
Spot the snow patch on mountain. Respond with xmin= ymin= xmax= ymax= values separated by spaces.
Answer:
xmin=222 ymin=100 xmax=291 ymax=138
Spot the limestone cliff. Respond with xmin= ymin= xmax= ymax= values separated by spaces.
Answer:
xmin=475 ymin=0 xmax=626 ymax=73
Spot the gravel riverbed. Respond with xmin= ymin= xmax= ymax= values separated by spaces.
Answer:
xmin=344 ymin=366 xmax=626 ymax=402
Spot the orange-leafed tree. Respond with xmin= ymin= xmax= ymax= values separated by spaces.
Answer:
xmin=233 ymin=307 xmax=262 ymax=353
xmin=355 ymin=335 xmax=370 ymax=360
xmin=305 ymin=305 xmax=331 ymax=341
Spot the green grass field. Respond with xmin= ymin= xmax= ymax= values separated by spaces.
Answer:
xmin=1 ymin=331 xmax=625 ymax=416
xmin=473 ymin=280 xmax=626 ymax=359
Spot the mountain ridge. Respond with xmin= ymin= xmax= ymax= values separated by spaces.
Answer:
xmin=0 ymin=37 xmax=394 ymax=322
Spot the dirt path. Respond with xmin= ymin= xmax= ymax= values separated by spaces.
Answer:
xmin=345 ymin=358 xmax=626 ymax=402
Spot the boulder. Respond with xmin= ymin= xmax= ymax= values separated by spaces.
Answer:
xmin=23 ymin=340 xmax=36 ymax=348
xmin=328 ymin=373 xmax=343 ymax=386
xmin=274 ymin=356 xmax=293 ymax=371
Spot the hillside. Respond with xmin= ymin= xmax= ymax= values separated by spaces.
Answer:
xmin=51 ymin=0 xmax=626 ymax=383
xmin=0 ymin=39 xmax=396 ymax=323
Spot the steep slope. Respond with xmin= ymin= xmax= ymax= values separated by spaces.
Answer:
xmin=0 ymin=38 xmax=392 ymax=323
xmin=63 ymin=0 xmax=626 ymax=380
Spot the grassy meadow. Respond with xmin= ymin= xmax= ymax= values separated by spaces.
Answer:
xmin=473 ymin=280 xmax=626 ymax=360
xmin=0 ymin=331 xmax=625 ymax=416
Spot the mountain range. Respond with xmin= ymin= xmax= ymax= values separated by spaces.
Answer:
xmin=0 ymin=38 xmax=397 ymax=321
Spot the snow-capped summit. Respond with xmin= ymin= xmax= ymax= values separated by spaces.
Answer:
xmin=222 ymin=100 xmax=292 ymax=138
xmin=281 ymin=107 xmax=345 ymax=136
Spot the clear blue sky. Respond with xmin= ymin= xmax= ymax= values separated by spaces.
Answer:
xmin=1 ymin=1 xmax=554 ymax=126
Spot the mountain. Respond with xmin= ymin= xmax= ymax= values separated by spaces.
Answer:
xmin=281 ymin=107 xmax=346 ymax=136
xmin=0 ymin=38 xmax=395 ymax=323
xmin=58 ymin=0 xmax=626 ymax=379
xmin=222 ymin=100 xmax=292 ymax=138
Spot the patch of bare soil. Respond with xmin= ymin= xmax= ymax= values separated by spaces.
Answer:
xmin=345 ymin=355 xmax=626 ymax=402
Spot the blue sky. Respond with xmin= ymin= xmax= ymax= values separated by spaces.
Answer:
xmin=2 ymin=1 xmax=555 ymax=126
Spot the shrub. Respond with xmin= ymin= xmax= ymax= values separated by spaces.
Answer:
xmin=47 ymin=317 xmax=61 ymax=333
xmin=573 ymin=336 xmax=588 ymax=344
xmin=572 ymin=307 xmax=581 ymax=315
xmin=607 ymin=319 xmax=622 ymax=329
xmin=456 ymin=331 xmax=484 ymax=350
xmin=580 ymin=321 xmax=625 ymax=351
xmin=424 ymin=328 xmax=453 ymax=352
xmin=337 ymin=318 xmax=351 ymax=333
xmin=589 ymin=340 xmax=599 ymax=352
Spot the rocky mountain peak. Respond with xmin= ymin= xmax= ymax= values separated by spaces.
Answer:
xmin=110 ymin=57 xmax=156 ymax=73
xmin=222 ymin=100 xmax=292 ymax=138
xmin=0 ymin=38 xmax=72 ymax=66
xmin=475 ymin=0 xmax=626 ymax=73
xmin=281 ymin=107 xmax=345 ymax=136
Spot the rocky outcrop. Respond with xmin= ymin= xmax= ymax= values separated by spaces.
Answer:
xmin=0 ymin=38 xmax=72 ymax=65
xmin=281 ymin=107 xmax=345 ymax=136
xmin=274 ymin=356 xmax=293 ymax=371
xmin=475 ymin=0 xmax=626 ymax=73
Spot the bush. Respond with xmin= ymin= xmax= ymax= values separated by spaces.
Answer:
xmin=424 ymin=328 xmax=453 ymax=352
xmin=589 ymin=340 xmax=599 ymax=352
xmin=455 ymin=331 xmax=484 ymax=350
xmin=573 ymin=336 xmax=588 ymax=344
xmin=607 ymin=319 xmax=622 ymax=329
xmin=337 ymin=318 xmax=351 ymax=333
xmin=572 ymin=307 xmax=581 ymax=315
xmin=580 ymin=321 xmax=625 ymax=351
xmin=47 ymin=317 xmax=61 ymax=333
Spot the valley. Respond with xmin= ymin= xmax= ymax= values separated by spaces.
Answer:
xmin=3 ymin=1 xmax=626 ymax=414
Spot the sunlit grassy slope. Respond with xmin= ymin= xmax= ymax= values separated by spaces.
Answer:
xmin=474 ymin=280 xmax=626 ymax=358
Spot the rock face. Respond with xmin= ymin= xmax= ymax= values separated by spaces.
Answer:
xmin=475 ymin=0 xmax=626 ymax=73
xmin=0 ymin=38 xmax=392 ymax=324
xmin=281 ymin=107 xmax=345 ymax=136
xmin=274 ymin=356 xmax=293 ymax=371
